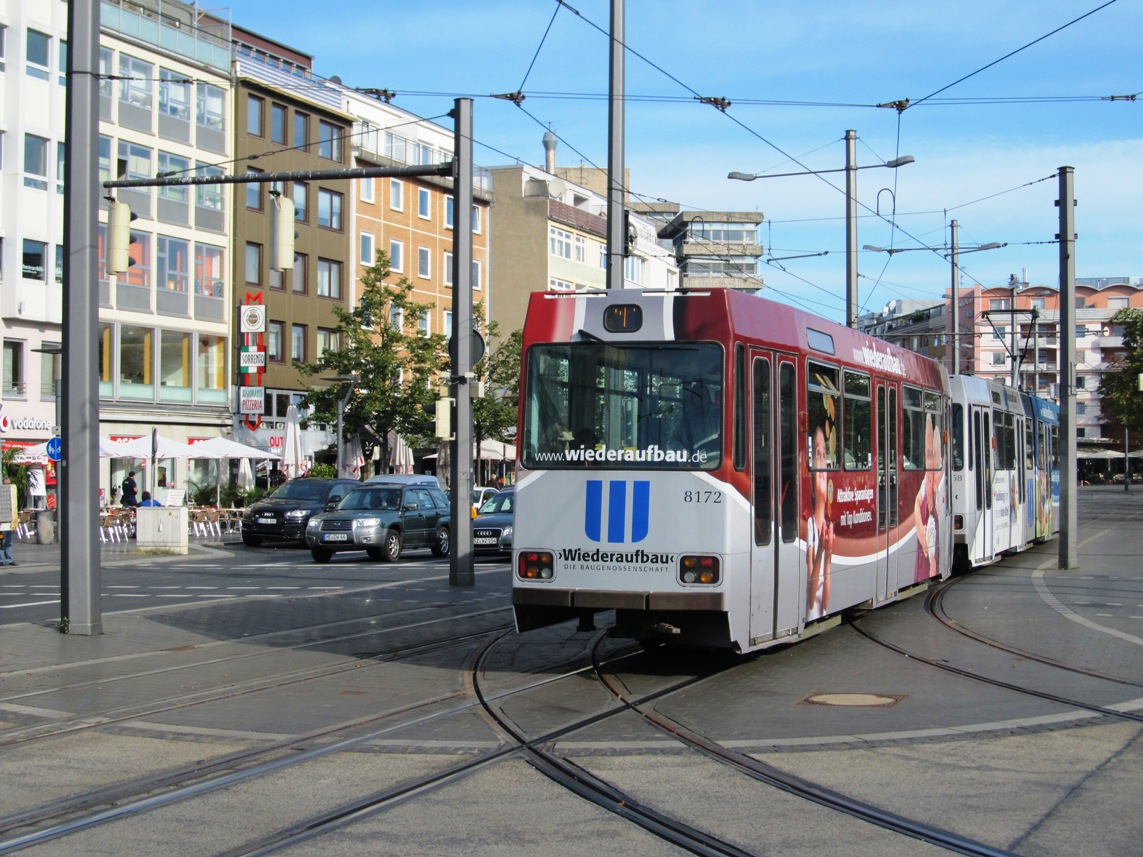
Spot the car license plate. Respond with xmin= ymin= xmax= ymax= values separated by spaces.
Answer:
xmin=474 ymin=537 xmax=497 ymax=546
xmin=322 ymin=533 xmax=348 ymax=542
xmin=256 ymin=517 xmax=275 ymax=525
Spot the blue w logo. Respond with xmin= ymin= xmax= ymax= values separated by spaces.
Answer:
xmin=585 ymin=480 xmax=650 ymax=544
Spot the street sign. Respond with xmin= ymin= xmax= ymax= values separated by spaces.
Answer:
xmin=448 ymin=329 xmax=486 ymax=366
xmin=46 ymin=436 xmax=62 ymax=462
xmin=239 ymin=348 xmax=266 ymax=373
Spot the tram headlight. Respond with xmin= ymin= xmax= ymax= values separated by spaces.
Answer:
xmin=518 ymin=551 xmax=554 ymax=581
xmin=679 ymin=555 xmax=721 ymax=585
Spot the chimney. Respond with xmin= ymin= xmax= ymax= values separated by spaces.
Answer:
xmin=543 ymin=130 xmax=558 ymax=173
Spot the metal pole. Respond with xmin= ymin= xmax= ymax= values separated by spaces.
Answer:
xmin=1011 ymin=283 xmax=1019 ymax=389
xmin=606 ymin=0 xmax=625 ymax=291
xmin=845 ymin=130 xmax=858 ymax=328
xmin=949 ymin=219 xmax=959 ymax=375
xmin=61 ymin=0 xmax=101 ymax=634
xmin=335 ymin=400 xmax=344 ymax=478
xmin=1125 ymin=428 xmax=1131 ymax=492
xmin=449 ymin=98 xmax=475 ymax=587
xmin=1058 ymin=166 xmax=1077 ymax=569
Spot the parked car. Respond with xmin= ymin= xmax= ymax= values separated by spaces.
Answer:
xmin=472 ymin=486 xmax=514 ymax=556
xmin=365 ymin=474 xmax=441 ymax=488
xmin=305 ymin=481 xmax=451 ymax=563
xmin=241 ymin=478 xmax=361 ymax=547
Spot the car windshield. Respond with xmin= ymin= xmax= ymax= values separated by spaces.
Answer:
xmin=338 ymin=488 xmax=401 ymax=511
xmin=478 ymin=492 xmax=513 ymax=515
xmin=270 ymin=481 xmax=329 ymax=501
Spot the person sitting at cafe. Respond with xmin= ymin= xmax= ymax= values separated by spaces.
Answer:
xmin=138 ymin=491 xmax=162 ymax=507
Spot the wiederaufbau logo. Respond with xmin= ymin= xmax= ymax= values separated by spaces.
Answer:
xmin=585 ymin=479 xmax=650 ymax=544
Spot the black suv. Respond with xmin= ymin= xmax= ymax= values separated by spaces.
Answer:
xmin=305 ymin=482 xmax=451 ymax=563
xmin=241 ymin=478 xmax=361 ymax=546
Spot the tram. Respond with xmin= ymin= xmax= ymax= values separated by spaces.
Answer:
xmin=949 ymin=375 xmax=1060 ymax=572
xmin=511 ymin=288 xmax=953 ymax=653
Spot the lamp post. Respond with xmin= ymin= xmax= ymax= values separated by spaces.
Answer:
xmin=864 ymin=226 xmax=1003 ymax=374
xmin=729 ymin=131 xmax=913 ymax=328
xmin=322 ymin=374 xmax=358 ymax=478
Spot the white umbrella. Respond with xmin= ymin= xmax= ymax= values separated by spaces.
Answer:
xmin=238 ymin=458 xmax=255 ymax=492
xmin=192 ymin=437 xmax=281 ymax=460
xmin=386 ymin=431 xmax=412 ymax=475
xmin=341 ymin=438 xmax=365 ymax=479
xmin=100 ymin=437 xmax=133 ymax=458
xmin=282 ymin=405 xmax=306 ymax=480
xmin=115 ymin=434 xmax=197 ymax=459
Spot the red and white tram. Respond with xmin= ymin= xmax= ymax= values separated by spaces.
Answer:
xmin=512 ymin=289 xmax=952 ymax=653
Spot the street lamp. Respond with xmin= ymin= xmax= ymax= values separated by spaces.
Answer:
xmin=729 ymin=131 xmax=914 ymax=328
xmin=864 ymin=224 xmax=1004 ymax=375
xmin=322 ymin=374 xmax=358 ymax=477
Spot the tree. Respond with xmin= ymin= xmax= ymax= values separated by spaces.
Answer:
xmin=472 ymin=324 xmax=522 ymax=479
xmin=1096 ymin=308 xmax=1143 ymax=437
xmin=295 ymin=251 xmax=448 ymax=473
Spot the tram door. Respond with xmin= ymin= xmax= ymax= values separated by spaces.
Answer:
xmin=972 ymin=406 xmax=995 ymax=564
xmin=749 ymin=353 xmax=801 ymax=644
xmin=876 ymin=382 xmax=899 ymax=601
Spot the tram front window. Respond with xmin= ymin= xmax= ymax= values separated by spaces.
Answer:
xmin=522 ymin=342 xmax=723 ymax=470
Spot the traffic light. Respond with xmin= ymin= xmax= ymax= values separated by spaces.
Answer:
xmin=270 ymin=194 xmax=295 ymax=271
xmin=434 ymin=394 xmax=454 ymax=439
xmin=108 ymin=200 xmax=137 ymax=274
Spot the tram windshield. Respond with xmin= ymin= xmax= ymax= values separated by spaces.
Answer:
xmin=521 ymin=341 xmax=724 ymax=470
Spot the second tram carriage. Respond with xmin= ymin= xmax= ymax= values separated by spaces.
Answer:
xmin=512 ymin=288 xmax=955 ymax=653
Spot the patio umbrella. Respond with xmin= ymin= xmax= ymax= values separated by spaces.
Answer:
xmin=282 ymin=405 xmax=306 ymax=480
xmin=192 ymin=437 xmax=281 ymax=460
xmin=238 ymin=458 xmax=255 ymax=493
xmin=341 ymin=438 xmax=365 ymax=479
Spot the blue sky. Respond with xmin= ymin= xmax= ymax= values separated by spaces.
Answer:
xmin=228 ymin=0 xmax=1142 ymax=322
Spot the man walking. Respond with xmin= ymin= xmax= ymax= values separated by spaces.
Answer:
xmin=121 ymin=471 xmax=139 ymax=507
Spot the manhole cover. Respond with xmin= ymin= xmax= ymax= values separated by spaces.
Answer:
xmin=800 ymin=692 xmax=904 ymax=708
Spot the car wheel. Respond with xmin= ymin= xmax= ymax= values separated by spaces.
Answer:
xmin=431 ymin=525 xmax=450 ymax=557
xmin=381 ymin=528 xmax=402 ymax=562
xmin=311 ymin=548 xmax=334 ymax=564
xmin=242 ymin=534 xmax=262 ymax=548
xmin=366 ymin=547 xmax=383 ymax=560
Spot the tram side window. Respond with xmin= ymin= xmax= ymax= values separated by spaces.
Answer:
xmin=994 ymin=410 xmax=1016 ymax=470
xmin=902 ymin=386 xmax=925 ymax=470
xmin=842 ymin=370 xmax=871 ymax=469
xmin=752 ymin=357 xmax=772 ymax=546
xmin=807 ymin=361 xmax=840 ymax=471
xmin=924 ymin=391 xmax=942 ymax=472
xmin=952 ymin=403 xmax=965 ymax=471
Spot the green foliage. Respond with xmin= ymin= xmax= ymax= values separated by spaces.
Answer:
xmin=307 ymin=463 xmax=336 ymax=479
xmin=1096 ymin=308 xmax=1143 ymax=435
xmin=188 ymin=479 xmax=218 ymax=507
xmin=295 ymin=250 xmax=448 ymax=466
xmin=2 ymin=447 xmax=31 ymax=508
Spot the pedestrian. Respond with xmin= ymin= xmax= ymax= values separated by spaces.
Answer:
xmin=138 ymin=491 xmax=162 ymax=507
xmin=0 ymin=474 xmax=18 ymax=567
xmin=121 ymin=471 xmax=139 ymax=507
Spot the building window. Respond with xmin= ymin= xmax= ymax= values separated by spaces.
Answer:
xmin=989 ymin=298 xmax=1010 ymax=311
xmin=0 ymin=26 xmax=7 ymax=72
xmin=1076 ymin=325 xmax=1087 ymax=339
xmin=317 ymin=258 xmax=342 ymax=299
xmin=26 ymin=30 xmax=50 ymax=81
xmin=197 ymin=83 xmax=225 ymax=132
xmin=118 ymin=54 xmax=153 ymax=108
xmin=271 ymin=103 xmax=287 ymax=144
xmin=1030 ymin=297 xmax=1045 ymax=310
xmin=390 ymin=239 xmax=404 ymax=273
xmin=58 ymin=39 xmax=67 ymax=85
xmin=574 ymin=235 xmax=586 ymax=263
xmin=267 ymin=321 xmax=284 ymax=361
xmin=317 ymin=328 xmax=340 ymax=359
xmin=292 ymin=253 xmax=308 ymax=294
xmin=390 ymin=178 xmax=403 ymax=211
xmin=317 ymin=188 xmax=342 ymax=229
xmin=444 ymin=310 xmax=454 ymax=337
xmin=472 ymin=259 xmax=482 ymax=290
xmin=1076 ymin=375 xmax=1086 ymax=389
xmin=389 ymin=305 xmax=403 ymax=332
xmin=157 ymin=152 xmax=189 ymax=203
xmin=22 ymin=240 xmax=47 ymax=280
xmin=418 ymin=187 xmax=431 ymax=219
xmin=623 ymin=255 xmax=644 ymax=286
xmin=195 ymin=162 xmax=224 ymax=211
xmin=1076 ymin=402 xmax=1086 ymax=416
xmin=294 ymin=111 xmax=308 ymax=148
xmin=472 ymin=205 xmax=482 ymax=234
xmin=197 ymin=334 xmax=227 ymax=402
xmin=3 ymin=341 xmax=25 ymax=397
xmin=318 ymin=120 xmax=341 ymax=161
xmin=247 ymin=94 xmax=264 ymax=136
xmin=991 ymin=352 xmax=1006 ymax=366
xmin=418 ymin=310 xmax=430 ymax=337
xmin=445 ymin=196 xmax=454 ymax=229
xmin=549 ymin=278 xmax=574 ymax=291
xmin=245 ymin=242 xmax=262 ymax=285
xmin=54 ymin=244 xmax=64 ymax=284
xmin=360 ymin=233 xmax=375 ymax=266
xmin=246 ymin=168 xmax=262 ymax=209
xmin=291 ymin=324 xmax=307 ymax=361
xmin=418 ymin=246 xmax=431 ymax=279
xmin=443 ymin=250 xmax=453 ymax=287
xmin=159 ymin=68 xmax=191 ymax=119
xmin=39 ymin=343 xmax=60 ymax=399
xmin=292 ymin=182 xmax=308 ymax=221
xmin=550 ymin=227 xmax=572 ymax=259
xmin=23 ymin=134 xmax=49 ymax=189
xmin=1107 ymin=297 xmax=1128 ymax=310
xmin=157 ymin=236 xmax=189 ymax=292
xmin=117 ymin=141 xmax=152 ymax=184
xmin=360 ymin=177 xmax=374 ymax=203
xmin=194 ymin=245 xmax=224 ymax=297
